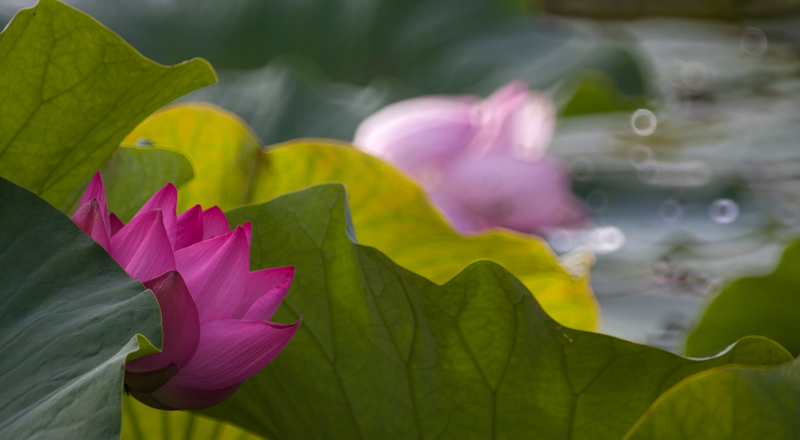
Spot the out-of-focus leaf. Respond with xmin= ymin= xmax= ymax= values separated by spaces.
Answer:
xmin=685 ymin=242 xmax=800 ymax=357
xmin=199 ymin=183 xmax=791 ymax=440
xmin=177 ymin=37 xmax=648 ymax=145
xmin=542 ymin=0 xmax=800 ymax=19
xmin=250 ymin=142 xmax=598 ymax=330
xmin=0 ymin=1 xmax=649 ymax=145
xmin=0 ymin=177 xmax=162 ymax=439
xmin=123 ymin=103 xmax=262 ymax=213
xmin=624 ymin=357 xmax=800 ymax=440
xmin=0 ymin=0 xmax=215 ymax=212
xmin=123 ymin=103 xmax=597 ymax=330
xmin=176 ymin=63 xmax=410 ymax=147
xmin=100 ymin=146 xmax=194 ymax=221
xmin=3 ymin=0 xmax=524 ymax=82
xmin=121 ymin=396 xmax=263 ymax=440
xmin=560 ymin=69 xmax=646 ymax=116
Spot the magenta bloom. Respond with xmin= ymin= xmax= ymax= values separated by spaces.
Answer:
xmin=71 ymin=172 xmax=300 ymax=410
xmin=354 ymin=80 xmax=588 ymax=234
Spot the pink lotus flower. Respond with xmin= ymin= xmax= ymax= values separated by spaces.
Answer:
xmin=354 ymin=80 xmax=588 ymax=234
xmin=71 ymin=172 xmax=300 ymax=410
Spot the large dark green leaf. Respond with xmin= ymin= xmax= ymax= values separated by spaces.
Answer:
xmin=0 ymin=177 xmax=161 ymax=439
xmin=685 ymin=242 xmax=800 ymax=357
xmin=0 ymin=0 xmax=215 ymax=212
xmin=196 ymin=183 xmax=790 ymax=440
xmin=624 ymin=358 xmax=800 ymax=439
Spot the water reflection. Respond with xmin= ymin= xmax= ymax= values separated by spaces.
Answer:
xmin=741 ymin=27 xmax=767 ymax=56
xmin=631 ymin=109 xmax=657 ymax=136
xmin=708 ymin=199 xmax=739 ymax=224
xmin=658 ymin=199 xmax=683 ymax=224
xmin=547 ymin=226 xmax=626 ymax=254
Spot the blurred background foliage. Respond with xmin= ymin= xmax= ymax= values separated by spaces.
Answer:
xmin=6 ymin=0 xmax=800 ymax=352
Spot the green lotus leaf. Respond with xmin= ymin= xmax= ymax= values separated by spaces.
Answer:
xmin=100 ymin=145 xmax=194 ymax=222
xmin=686 ymin=242 xmax=800 ymax=357
xmin=0 ymin=177 xmax=162 ymax=439
xmin=123 ymin=103 xmax=261 ymax=213
xmin=0 ymin=0 xmax=215 ymax=212
xmin=122 ymin=396 xmax=263 ymax=440
xmin=122 ymin=103 xmax=598 ymax=331
xmin=189 ymin=183 xmax=789 ymax=440
xmin=624 ymin=357 xmax=800 ymax=440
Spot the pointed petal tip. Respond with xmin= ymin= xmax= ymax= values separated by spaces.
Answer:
xmin=176 ymin=205 xmax=204 ymax=250
xmin=89 ymin=171 xmax=103 ymax=184
xmin=71 ymin=198 xmax=110 ymax=250
xmin=136 ymin=184 xmax=179 ymax=248
xmin=151 ymin=182 xmax=178 ymax=200
xmin=110 ymin=209 xmax=177 ymax=281
xmin=183 ymin=204 xmax=202 ymax=215
xmin=201 ymin=206 xmax=230 ymax=240
xmin=234 ymin=266 xmax=296 ymax=320
xmin=230 ymin=224 xmax=250 ymax=246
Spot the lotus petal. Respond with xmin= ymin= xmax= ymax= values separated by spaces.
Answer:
xmin=110 ymin=210 xmax=176 ymax=280
xmin=176 ymin=204 xmax=203 ymax=250
xmin=175 ymin=226 xmax=249 ymax=323
xmin=134 ymin=183 xmax=178 ymax=249
xmin=148 ymin=381 xmax=242 ymax=411
xmin=126 ymin=271 xmax=200 ymax=373
xmin=78 ymin=172 xmax=111 ymax=237
xmin=71 ymin=199 xmax=110 ymax=250
xmin=232 ymin=266 xmax=295 ymax=320
xmin=109 ymin=212 xmax=125 ymax=237
xmin=353 ymin=96 xmax=481 ymax=174
xmin=439 ymin=155 xmax=588 ymax=233
xmin=170 ymin=319 xmax=301 ymax=390
xmin=201 ymin=206 xmax=230 ymax=240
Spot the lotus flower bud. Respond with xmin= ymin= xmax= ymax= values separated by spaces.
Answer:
xmin=71 ymin=172 xmax=300 ymax=410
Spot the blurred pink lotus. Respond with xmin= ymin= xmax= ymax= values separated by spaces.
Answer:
xmin=354 ymin=81 xmax=588 ymax=233
xmin=72 ymin=172 xmax=300 ymax=410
